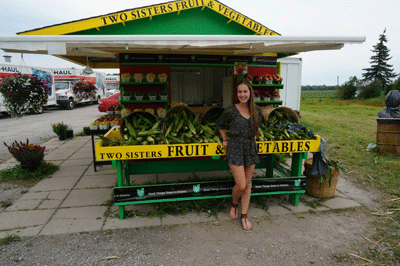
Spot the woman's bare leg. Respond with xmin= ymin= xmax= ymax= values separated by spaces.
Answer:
xmin=241 ymin=164 xmax=255 ymax=230
xmin=229 ymin=164 xmax=247 ymax=219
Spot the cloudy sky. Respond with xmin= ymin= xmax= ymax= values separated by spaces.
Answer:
xmin=0 ymin=0 xmax=399 ymax=86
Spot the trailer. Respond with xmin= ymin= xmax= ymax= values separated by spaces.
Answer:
xmin=105 ymin=75 xmax=120 ymax=97
xmin=53 ymin=68 xmax=107 ymax=109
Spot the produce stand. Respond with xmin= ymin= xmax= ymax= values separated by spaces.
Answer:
xmin=96 ymin=128 xmax=320 ymax=219
xmin=3 ymin=0 xmax=364 ymax=220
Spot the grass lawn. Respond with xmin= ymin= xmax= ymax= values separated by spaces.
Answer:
xmin=300 ymin=98 xmax=400 ymax=263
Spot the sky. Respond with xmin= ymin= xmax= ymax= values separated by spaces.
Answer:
xmin=0 ymin=0 xmax=399 ymax=86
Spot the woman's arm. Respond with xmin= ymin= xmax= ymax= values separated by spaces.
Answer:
xmin=219 ymin=129 xmax=229 ymax=150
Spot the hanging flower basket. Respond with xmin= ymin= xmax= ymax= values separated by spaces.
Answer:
xmin=72 ymin=81 xmax=98 ymax=101
xmin=0 ymin=74 xmax=50 ymax=117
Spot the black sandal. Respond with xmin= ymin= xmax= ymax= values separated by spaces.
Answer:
xmin=240 ymin=214 xmax=252 ymax=230
xmin=230 ymin=202 xmax=239 ymax=220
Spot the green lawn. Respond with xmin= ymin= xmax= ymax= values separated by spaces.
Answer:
xmin=300 ymin=98 xmax=400 ymax=263
xmin=301 ymin=90 xmax=337 ymax=98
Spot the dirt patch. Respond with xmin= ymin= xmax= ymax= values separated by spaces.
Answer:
xmin=0 ymin=209 xmax=376 ymax=265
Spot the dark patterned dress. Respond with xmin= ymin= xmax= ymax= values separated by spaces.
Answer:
xmin=216 ymin=105 xmax=262 ymax=168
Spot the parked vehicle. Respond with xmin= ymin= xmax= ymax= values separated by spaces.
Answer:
xmin=105 ymin=75 xmax=120 ymax=97
xmin=98 ymin=92 xmax=120 ymax=112
xmin=53 ymin=68 xmax=107 ymax=110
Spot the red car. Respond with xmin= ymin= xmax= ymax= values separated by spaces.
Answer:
xmin=98 ymin=92 xmax=120 ymax=112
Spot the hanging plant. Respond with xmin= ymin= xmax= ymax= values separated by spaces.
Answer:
xmin=71 ymin=80 xmax=98 ymax=101
xmin=0 ymin=74 xmax=50 ymax=117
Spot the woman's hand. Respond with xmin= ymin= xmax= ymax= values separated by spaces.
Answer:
xmin=222 ymin=140 xmax=228 ymax=150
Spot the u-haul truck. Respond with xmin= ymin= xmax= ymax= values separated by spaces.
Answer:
xmin=105 ymin=75 xmax=120 ymax=96
xmin=53 ymin=68 xmax=106 ymax=110
xmin=0 ymin=63 xmax=56 ymax=115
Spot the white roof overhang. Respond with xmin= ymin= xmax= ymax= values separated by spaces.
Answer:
xmin=0 ymin=35 xmax=365 ymax=68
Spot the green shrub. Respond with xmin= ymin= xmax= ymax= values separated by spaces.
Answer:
xmin=337 ymin=76 xmax=358 ymax=99
xmin=358 ymin=80 xmax=383 ymax=99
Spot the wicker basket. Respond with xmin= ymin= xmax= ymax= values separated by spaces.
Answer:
xmin=200 ymin=106 xmax=225 ymax=125
xmin=120 ymin=110 xmax=157 ymax=137
xmin=261 ymin=106 xmax=300 ymax=124
xmin=164 ymin=105 xmax=196 ymax=129
xmin=304 ymin=158 xmax=339 ymax=198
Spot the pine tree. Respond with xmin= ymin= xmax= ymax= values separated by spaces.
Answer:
xmin=362 ymin=29 xmax=397 ymax=93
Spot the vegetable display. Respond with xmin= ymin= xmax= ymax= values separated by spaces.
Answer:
xmin=101 ymin=107 xmax=315 ymax=147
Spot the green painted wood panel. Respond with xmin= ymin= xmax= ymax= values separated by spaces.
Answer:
xmin=69 ymin=8 xmax=254 ymax=35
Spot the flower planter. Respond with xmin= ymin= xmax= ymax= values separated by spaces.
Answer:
xmin=66 ymin=129 xmax=74 ymax=139
xmin=134 ymin=77 xmax=143 ymax=82
xmin=146 ymin=77 xmax=155 ymax=82
xmin=122 ymin=96 xmax=131 ymax=101
xmin=21 ymin=161 xmax=42 ymax=172
xmin=254 ymin=97 xmax=261 ymax=102
xmin=107 ymin=111 xmax=114 ymax=115
xmin=58 ymin=133 xmax=66 ymax=140
xmin=135 ymin=96 xmax=144 ymax=101
xmin=160 ymin=95 xmax=168 ymax=100
xmin=115 ymin=111 xmax=121 ymax=115
xmin=90 ymin=125 xmax=99 ymax=130
xmin=159 ymin=77 xmax=167 ymax=82
xmin=99 ymin=124 xmax=109 ymax=130
xmin=271 ymin=97 xmax=280 ymax=102
xmin=83 ymin=127 xmax=91 ymax=135
xmin=263 ymin=97 xmax=270 ymax=102
xmin=148 ymin=95 xmax=157 ymax=100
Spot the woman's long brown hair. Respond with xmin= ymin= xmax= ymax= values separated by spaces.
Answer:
xmin=237 ymin=79 xmax=259 ymax=138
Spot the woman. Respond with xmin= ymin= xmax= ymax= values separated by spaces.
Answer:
xmin=217 ymin=79 xmax=262 ymax=230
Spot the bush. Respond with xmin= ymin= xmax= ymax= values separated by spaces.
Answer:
xmin=357 ymin=80 xmax=383 ymax=99
xmin=337 ymin=76 xmax=358 ymax=99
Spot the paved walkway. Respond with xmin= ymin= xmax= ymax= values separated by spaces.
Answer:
xmin=0 ymin=136 xmax=373 ymax=238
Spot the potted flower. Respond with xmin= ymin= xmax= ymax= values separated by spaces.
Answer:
xmin=146 ymin=73 xmax=156 ymax=82
xmin=106 ymin=105 xmax=115 ymax=115
xmin=157 ymin=107 xmax=166 ymax=118
xmin=262 ymin=91 xmax=271 ymax=101
xmin=121 ymin=108 xmax=131 ymax=118
xmin=114 ymin=105 xmax=122 ymax=114
xmin=134 ymin=73 xmax=143 ymax=82
xmin=83 ymin=126 xmax=91 ymax=135
xmin=253 ymin=75 xmax=263 ymax=84
xmin=304 ymin=158 xmax=345 ymax=198
xmin=263 ymin=74 xmax=273 ymax=84
xmin=244 ymin=74 xmax=252 ymax=84
xmin=159 ymin=90 xmax=168 ymax=100
xmin=66 ymin=125 xmax=74 ymax=139
xmin=99 ymin=121 xmax=109 ymax=130
xmin=4 ymin=139 xmax=45 ymax=171
xmin=273 ymin=74 xmax=283 ymax=84
xmin=254 ymin=90 xmax=261 ymax=102
xmin=134 ymin=90 xmax=145 ymax=100
xmin=0 ymin=74 xmax=50 ymax=117
xmin=51 ymin=122 xmax=69 ymax=140
xmin=122 ymin=91 xmax=132 ymax=101
xmin=271 ymin=91 xmax=280 ymax=101
xmin=148 ymin=91 xmax=158 ymax=100
xmin=158 ymin=73 xmax=168 ymax=82
xmin=90 ymin=121 xmax=100 ymax=130
xmin=121 ymin=73 xmax=131 ymax=82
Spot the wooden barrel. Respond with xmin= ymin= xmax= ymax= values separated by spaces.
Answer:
xmin=376 ymin=118 xmax=400 ymax=155
xmin=261 ymin=106 xmax=300 ymax=124
xmin=304 ymin=158 xmax=339 ymax=198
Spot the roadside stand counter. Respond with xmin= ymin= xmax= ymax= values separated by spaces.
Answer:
xmin=96 ymin=128 xmax=321 ymax=219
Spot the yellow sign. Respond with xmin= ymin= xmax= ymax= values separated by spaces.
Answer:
xmin=19 ymin=0 xmax=279 ymax=36
xmin=95 ymin=133 xmax=321 ymax=161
